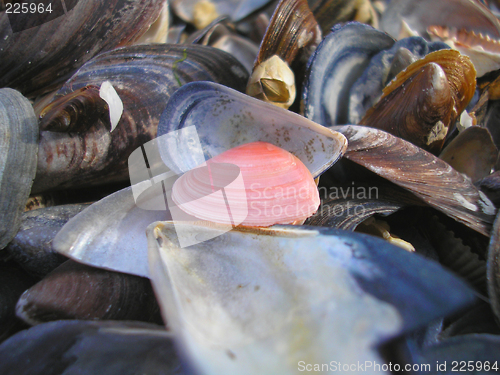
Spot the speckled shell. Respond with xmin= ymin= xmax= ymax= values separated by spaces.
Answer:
xmin=157 ymin=81 xmax=347 ymax=179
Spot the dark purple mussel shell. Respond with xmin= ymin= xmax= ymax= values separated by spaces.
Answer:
xmin=0 ymin=320 xmax=183 ymax=375
xmin=16 ymin=260 xmax=162 ymax=326
xmin=33 ymin=44 xmax=249 ymax=193
xmin=0 ymin=0 xmax=167 ymax=96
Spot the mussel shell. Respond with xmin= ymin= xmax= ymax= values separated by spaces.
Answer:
xmin=305 ymin=182 xmax=424 ymax=230
xmin=487 ymin=209 xmax=500 ymax=322
xmin=211 ymin=34 xmax=260 ymax=75
xmin=16 ymin=260 xmax=162 ymax=325
xmin=33 ymin=44 xmax=249 ymax=193
xmin=157 ymin=81 xmax=347 ymax=178
xmin=186 ymin=18 xmax=260 ymax=75
xmin=254 ymin=0 xmax=321 ymax=67
xmin=302 ymin=22 xmax=395 ymax=126
xmin=147 ymin=222 xmax=476 ymax=375
xmin=5 ymin=204 xmax=89 ymax=278
xmin=0 ymin=88 xmax=38 ymax=249
xmin=380 ymin=0 xmax=500 ymax=40
xmin=348 ymin=36 xmax=449 ymax=124
xmin=439 ymin=126 xmax=498 ymax=182
xmin=335 ymin=125 xmax=497 ymax=237
xmin=360 ymin=62 xmax=455 ymax=153
xmin=52 ymin=186 xmax=167 ymax=278
xmin=0 ymin=0 xmax=166 ymax=96
xmin=0 ymin=320 xmax=182 ymax=375
xmin=133 ymin=1 xmax=170 ymax=45
xmin=379 ymin=49 xmax=476 ymax=121
xmin=39 ymin=85 xmax=109 ymax=133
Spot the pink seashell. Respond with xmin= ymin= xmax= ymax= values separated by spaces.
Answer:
xmin=171 ymin=141 xmax=320 ymax=226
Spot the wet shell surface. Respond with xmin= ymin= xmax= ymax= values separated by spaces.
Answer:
xmin=0 ymin=88 xmax=39 ymax=249
xmin=358 ymin=48 xmax=476 ymax=154
xmin=171 ymin=141 xmax=320 ymax=226
xmin=360 ymin=61 xmax=455 ymax=153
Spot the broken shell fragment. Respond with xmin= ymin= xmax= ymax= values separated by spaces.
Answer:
xmin=171 ymin=142 xmax=320 ymax=226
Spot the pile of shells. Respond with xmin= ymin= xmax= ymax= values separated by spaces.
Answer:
xmin=2 ymin=0 xmax=500 ymax=373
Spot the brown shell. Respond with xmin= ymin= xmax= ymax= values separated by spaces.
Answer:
xmin=360 ymin=62 xmax=454 ymax=153
xmin=382 ymin=49 xmax=476 ymax=119
xmin=360 ymin=49 xmax=476 ymax=153
xmin=254 ymin=0 xmax=321 ymax=68
xmin=15 ymin=260 xmax=162 ymax=325
xmin=335 ymin=125 xmax=497 ymax=237
xmin=39 ymin=85 xmax=110 ymax=133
